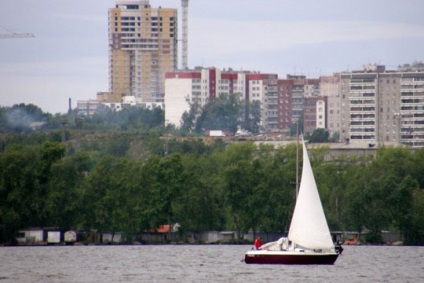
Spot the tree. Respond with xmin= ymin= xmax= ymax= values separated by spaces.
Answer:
xmin=172 ymin=156 xmax=224 ymax=233
xmin=0 ymin=141 xmax=67 ymax=242
xmin=241 ymin=100 xmax=262 ymax=134
xmin=0 ymin=104 xmax=53 ymax=133
xmin=179 ymin=101 xmax=200 ymax=134
xmin=194 ymin=93 xmax=242 ymax=134
xmin=224 ymin=160 xmax=254 ymax=238
xmin=45 ymin=157 xmax=83 ymax=230
xmin=306 ymin=128 xmax=330 ymax=143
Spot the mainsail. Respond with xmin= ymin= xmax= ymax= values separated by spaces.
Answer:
xmin=288 ymin=137 xmax=334 ymax=250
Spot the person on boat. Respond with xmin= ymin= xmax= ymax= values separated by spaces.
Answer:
xmin=335 ymin=241 xmax=344 ymax=254
xmin=254 ymin=237 xmax=262 ymax=250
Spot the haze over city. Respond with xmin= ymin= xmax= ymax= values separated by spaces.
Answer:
xmin=1 ymin=0 xmax=423 ymax=114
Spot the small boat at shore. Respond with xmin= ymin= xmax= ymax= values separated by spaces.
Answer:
xmin=245 ymin=136 xmax=339 ymax=265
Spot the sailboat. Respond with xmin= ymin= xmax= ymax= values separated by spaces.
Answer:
xmin=245 ymin=136 xmax=339 ymax=264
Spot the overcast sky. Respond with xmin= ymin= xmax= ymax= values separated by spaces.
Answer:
xmin=1 ymin=0 xmax=424 ymax=114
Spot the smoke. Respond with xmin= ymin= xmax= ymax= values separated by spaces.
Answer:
xmin=5 ymin=108 xmax=37 ymax=131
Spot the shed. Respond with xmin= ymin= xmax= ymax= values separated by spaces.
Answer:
xmin=47 ymin=231 xmax=62 ymax=244
xmin=16 ymin=228 xmax=44 ymax=245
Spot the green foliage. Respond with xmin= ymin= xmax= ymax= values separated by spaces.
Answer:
xmin=84 ymin=106 xmax=164 ymax=131
xmin=194 ymin=93 xmax=242 ymax=134
xmin=179 ymin=93 xmax=261 ymax=135
xmin=240 ymin=100 xmax=262 ymax=134
xmin=1 ymin=119 xmax=424 ymax=245
xmin=0 ymin=104 xmax=52 ymax=133
xmin=306 ymin=128 xmax=330 ymax=143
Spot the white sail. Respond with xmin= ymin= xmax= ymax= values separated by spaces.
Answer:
xmin=288 ymin=137 xmax=334 ymax=250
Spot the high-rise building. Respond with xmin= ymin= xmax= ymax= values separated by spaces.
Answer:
xmin=339 ymin=64 xmax=424 ymax=148
xmin=108 ymin=1 xmax=178 ymax=104
xmin=320 ymin=75 xmax=341 ymax=140
xmin=340 ymin=65 xmax=395 ymax=145
xmin=247 ymin=73 xmax=279 ymax=132
xmin=303 ymin=96 xmax=327 ymax=134
xmin=277 ymin=80 xmax=293 ymax=131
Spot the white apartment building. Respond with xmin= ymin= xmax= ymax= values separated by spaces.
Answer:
xmin=164 ymin=67 xmax=277 ymax=130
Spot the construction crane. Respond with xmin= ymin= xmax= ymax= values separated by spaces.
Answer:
xmin=0 ymin=26 xmax=34 ymax=39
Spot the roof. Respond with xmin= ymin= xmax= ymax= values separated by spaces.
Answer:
xmin=156 ymin=225 xmax=171 ymax=233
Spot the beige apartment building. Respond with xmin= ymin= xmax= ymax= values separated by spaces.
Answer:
xmin=340 ymin=64 xmax=424 ymax=148
xmin=320 ymin=75 xmax=341 ymax=140
xmin=108 ymin=1 xmax=178 ymax=104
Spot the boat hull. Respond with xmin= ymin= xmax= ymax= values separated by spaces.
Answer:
xmin=245 ymin=251 xmax=339 ymax=265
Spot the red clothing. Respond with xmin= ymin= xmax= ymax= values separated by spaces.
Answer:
xmin=254 ymin=238 xmax=262 ymax=249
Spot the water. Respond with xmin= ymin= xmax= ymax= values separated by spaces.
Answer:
xmin=0 ymin=245 xmax=423 ymax=282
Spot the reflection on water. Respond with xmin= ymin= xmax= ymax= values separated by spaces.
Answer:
xmin=0 ymin=245 xmax=423 ymax=282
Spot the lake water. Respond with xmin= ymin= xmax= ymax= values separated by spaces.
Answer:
xmin=0 ymin=245 xmax=423 ymax=282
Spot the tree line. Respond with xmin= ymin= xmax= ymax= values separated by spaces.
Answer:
xmin=1 ymin=136 xmax=424 ymax=245
xmin=1 ymin=103 xmax=424 ymax=245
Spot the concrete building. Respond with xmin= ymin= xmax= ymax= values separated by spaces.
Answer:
xmin=303 ymin=96 xmax=327 ymax=134
xmin=248 ymin=73 xmax=279 ymax=132
xmin=77 ymin=99 xmax=99 ymax=116
xmin=340 ymin=64 xmax=424 ymax=148
xmin=277 ymin=80 xmax=293 ymax=132
xmin=164 ymin=67 xmax=278 ymax=130
xmin=340 ymin=65 xmax=393 ymax=145
xmin=276 ymin=76 xmax=323 ymax=134
xmin=320 ymin=75 xmax=341 ymax=140
xmin=398 ymin=63 xmax=424 ymax=147
xmin=303 ymin=79 xmax=320 ymax=98
xmin=286 ymin=75 xmax=306 ymax=125
xmin=108 ymin=1 xmax=178 ymax=104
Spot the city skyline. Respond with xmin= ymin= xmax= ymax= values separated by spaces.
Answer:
xmin=1 ymin=0 xmax=424 ymax=114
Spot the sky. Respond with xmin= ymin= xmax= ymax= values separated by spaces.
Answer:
xmin=1 ymin=0 xmax=424 ymax=114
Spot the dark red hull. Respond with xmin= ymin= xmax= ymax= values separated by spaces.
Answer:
xmin=245 ymin=252 xmax=338 ymax=265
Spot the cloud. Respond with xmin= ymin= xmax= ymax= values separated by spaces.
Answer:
xmin=51 ymin=13 xmax=107 ymax=25
xmin=0 ymin=56 xmax=108 ymax=114
xmin=190 ymin=19 xmax=424 ymax=56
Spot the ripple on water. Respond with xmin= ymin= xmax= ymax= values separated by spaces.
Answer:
xmin=0 ymin=245 xmax=423 ymax=282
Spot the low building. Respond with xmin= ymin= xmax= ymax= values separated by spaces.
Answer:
xmin=47 ymin=231 xmax=62 ymax=244
xmin=77 ymin=99 xmax=99 ymax=116
xmin=16 ymin=228 xmax=44 ymax=245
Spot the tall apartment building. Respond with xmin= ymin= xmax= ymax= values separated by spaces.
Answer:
xmin=276 ymin=76 xmax=323 ymax=134
xmin=286 ymin=75 xmax=306 ymax=125
xmin=398 ymin=63 xmax=424 ymax=147
xmin=303 ymin=96 xmax=327 ymax=134
xmin=304 ymin=79 xmax=320 ymax=98
xmin=164 ymin=67 xmax=278 ymax=130
xmin=249 ymin=74 xmax=279 ymax=132
xmin=340 ymin=64 xmax=424 ymax=148
xmin=320 ymin=75 xmax=341 ymax=139
xmin=277 ymin=80 xmax=293 ymax=131
xmin=108 ymin=1 xmax=178 ymax=104
xmin=341 ymin=65 xmax=394 ymax=145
